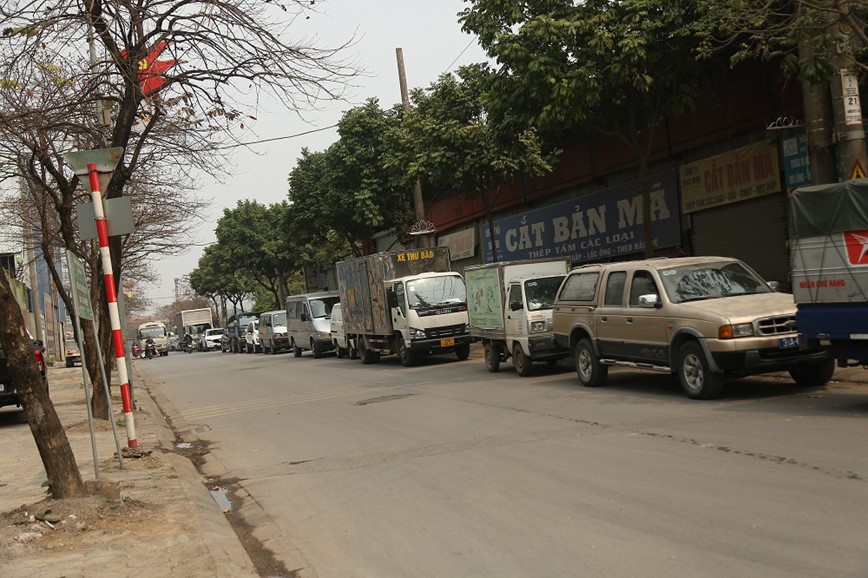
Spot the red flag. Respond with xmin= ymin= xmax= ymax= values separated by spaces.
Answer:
xmin=123 ymin=41 xmax=178 ymax=96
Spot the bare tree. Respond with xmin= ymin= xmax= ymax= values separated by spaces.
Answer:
xmin=0 ymin=0 xmax=357 ymax=492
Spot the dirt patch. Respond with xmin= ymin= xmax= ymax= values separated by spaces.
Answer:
xmin=0 ymin=495 xmax=166 ymax=561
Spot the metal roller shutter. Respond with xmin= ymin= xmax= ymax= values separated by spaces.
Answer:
xmin=689 ymin=193 xmax=791 ymax=288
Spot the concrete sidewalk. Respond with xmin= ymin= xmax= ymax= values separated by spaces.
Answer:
xmin=0 ymin=363 xmax=257 ymax=578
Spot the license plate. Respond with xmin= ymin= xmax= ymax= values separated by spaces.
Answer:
xmin=779 ymin=336 xmax=799 ymax=349
xmin=440 ymin=337 xmax=455 ymax=347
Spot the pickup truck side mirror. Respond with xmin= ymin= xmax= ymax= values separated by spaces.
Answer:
xmin=637 ymin=294 xmax=663 ymax=309
xmin=767 ymin=281 xmax=781 ymax=292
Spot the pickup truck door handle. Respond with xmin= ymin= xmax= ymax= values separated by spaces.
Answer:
xmin=626 ymin=317 xmax=634 ymax=324
xmin=600 ymin=316 xmax=607 ymax=322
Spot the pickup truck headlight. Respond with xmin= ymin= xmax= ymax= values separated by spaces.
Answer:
xmin=530 ymin=321 xmax=547 ymax=333
xmin=719 ymin=323 xmax=754 ymax=339
xmin=411 ymin=329 xmax=426 ymax=340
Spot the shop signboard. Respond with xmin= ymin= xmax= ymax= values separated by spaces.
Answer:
xmin=482 ymin=169 xmax=681 ymax=264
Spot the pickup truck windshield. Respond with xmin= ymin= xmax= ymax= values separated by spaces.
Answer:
xmin=406 ymin=275 xmax=467 ymax=309
xmin=525 ymin=276 xmax=565 ymax=311
xmin=660 ymin=261 xmax=773 ymax=304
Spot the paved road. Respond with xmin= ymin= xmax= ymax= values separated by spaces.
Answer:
xmin=138 ymin=348 xmax=868 ymax=577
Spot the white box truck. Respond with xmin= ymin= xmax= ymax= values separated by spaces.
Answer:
xmin=173 ymin=308 xmax=213 ymax=343
xmin=336 ymin=247 xmax=471 ymax=365
xmin=466 ymin=259 xmax=570 ymax=376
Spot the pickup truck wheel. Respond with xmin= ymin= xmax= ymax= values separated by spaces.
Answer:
xmin=677 ymin=341 xmax=724 ymax=399
xmin=788 ymin=358 xmax=836 ymax=387
xmin=455 ymin=343 xmax=470 ymax=361
xmin=484 ymin=343 xmax=500 ymax=372
xmin=398 ymin=339 xmax=415 ymax=367
xmin=292 ymin=340 xmax=302 ymax=358
xmin=513 ymin=344 xmax=533 ymax=377
xmin=575 ymin=338 xmax=607 ymax=387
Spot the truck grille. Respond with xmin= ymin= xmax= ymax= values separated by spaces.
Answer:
xmin=425 ymin=324 xmax=467 ymax=339
xmin=757 ymin=315 xmax=796 ymax=335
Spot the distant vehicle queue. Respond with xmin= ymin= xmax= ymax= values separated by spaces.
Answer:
xmin=154 ymin=244 xmax=852 ymax=401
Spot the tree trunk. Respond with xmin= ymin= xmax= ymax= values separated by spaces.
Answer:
xmin=0 ymin=272 xmax=87 ymax=499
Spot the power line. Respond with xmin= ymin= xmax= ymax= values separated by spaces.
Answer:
xmin=215 ymin=123 xmax=339 ymax=150
xmin=446 ymin=38 xmax=477 ymax=72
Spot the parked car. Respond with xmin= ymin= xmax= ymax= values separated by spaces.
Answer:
xmin=329 ymin=303 xmax=356 ymax=359
xmin=199 ymin=328 xmax=225 ymax=352
xmin=259 ymin=310 xmax=289 ymax=354
xmin=0 ymin=331 xmax=48 ymax=409
xmin=244 ymin=320 xmax=261 ymax=353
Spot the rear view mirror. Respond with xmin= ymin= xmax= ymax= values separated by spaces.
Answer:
xmin=638 ymin=294 xmax=662 ymax=308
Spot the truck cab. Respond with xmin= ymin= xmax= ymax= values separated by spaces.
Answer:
xmin=387 ymin=271 xmax=471 ymax=366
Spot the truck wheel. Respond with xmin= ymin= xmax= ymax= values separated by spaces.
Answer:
xmin=312 ymin=339 xmax=323 ymax=359
xmin=484 ymin=343 xmax=500 ymax=372
xmin=513 ymin=343 xmax=533 ymax=377
xmin=349 ymin=341 xmax=359 ymax=360
xmin=335 ymin=341 xmax=345 ymax=358
xmin=677 ymin=341 xmax=724 ymax=399
xmin=398 ymin=338 xmax=416 ymax=367
xmin=292 ymin=340 xmax=302 ymax=358
xmin=360 ymin=339 xmax=375 ymax=365
xmin=788 ymin=358 xmax=836 ymax=387
xmin=455 ymin=342 xmax=470 ymax=361
xmin=575 ymin=338 xmax=607 ymax=387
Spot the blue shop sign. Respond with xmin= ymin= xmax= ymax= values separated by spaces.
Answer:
xmin=781 ymin=133 xmax=811 ymax=190
xmin=483 ymin=169 xmax=681 ymax=264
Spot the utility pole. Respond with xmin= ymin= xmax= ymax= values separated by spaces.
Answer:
xmin=829 ymin=3 xmax=868 ymax=180
xmin=396 ymin=48 xmax=431 ymax=249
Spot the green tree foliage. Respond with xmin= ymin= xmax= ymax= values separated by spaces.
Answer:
xmin=385 ymin=64 xmax=554 ymax=260
xmin=700 ymin=0 xmax=867 ymax=82
xmin=288 ymin=100 xmax=413 ymax=254
xmin=461 ymin=0 xmax=717 ymax=256
xmin=212 ymin=200 xmax=301 ymax=308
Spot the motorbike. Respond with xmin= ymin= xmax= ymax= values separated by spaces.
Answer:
xmin=144 ymin=340 xmax=157 ymax=359
xmin=132 ymin=342 xmax=141 ymax=358
xmin=181 ymin=337 xmax=194 ymax=353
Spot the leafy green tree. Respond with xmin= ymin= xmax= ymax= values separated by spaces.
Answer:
xmin=461 ymin=0 xmax=716 ymax=256
xmin=288 ymin=100 xmax=413 ymax=255
xmin=213 ymin=200 xmax=301 ymax=308
xmin=386 ymin=64 xmax=554 ymax=261
xmin=188 ymin=243 xmax=252 ymax=325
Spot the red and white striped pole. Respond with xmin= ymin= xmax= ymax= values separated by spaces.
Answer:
xmin=86 ymin=163 xmax=137 ymax=449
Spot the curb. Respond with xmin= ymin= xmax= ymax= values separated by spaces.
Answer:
xmin=133 ymin=366 xmax=259 ymax=577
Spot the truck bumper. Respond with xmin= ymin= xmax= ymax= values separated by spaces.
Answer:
xmin=797 ymin=303 xmax=868 ymax=365
xmin=710 ymin=348 xmax=829 ymax=375
xmin=410 ymin=335 xmax=472 ymax=355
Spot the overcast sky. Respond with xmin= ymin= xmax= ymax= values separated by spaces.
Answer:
xmin=145 ymin=0 xmax=488 ymax=311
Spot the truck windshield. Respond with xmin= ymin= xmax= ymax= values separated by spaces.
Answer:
xmin=406 ymin=276 xmax=466 ymax=309
xmin=525 ymin=276 xmax=565 ymax=311
xmin=310 ymin=297 xmax=340 ymax=319
xmin=660 ymin=261 xmax=773 ymax=304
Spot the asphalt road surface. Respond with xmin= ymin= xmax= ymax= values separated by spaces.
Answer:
xmin=137 ymin=347 xmax=868 ymax=578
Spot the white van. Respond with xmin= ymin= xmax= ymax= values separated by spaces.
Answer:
xmin=259 ymin=310 xmax=289 ymax=354
xmin=329 ymin=303 xmax=357 ymax=359
xmin=286 ymin=291 xmax=340 ymax=358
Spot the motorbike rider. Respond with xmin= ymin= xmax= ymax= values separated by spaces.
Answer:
xmin=145 ymin=336 xmax=156 ymax=359
xmin=183 ymin=332 xmax=193 ymax=352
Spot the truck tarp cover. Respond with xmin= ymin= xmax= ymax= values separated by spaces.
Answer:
xmin=790 ymin=180 xmax=868 ymax=238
